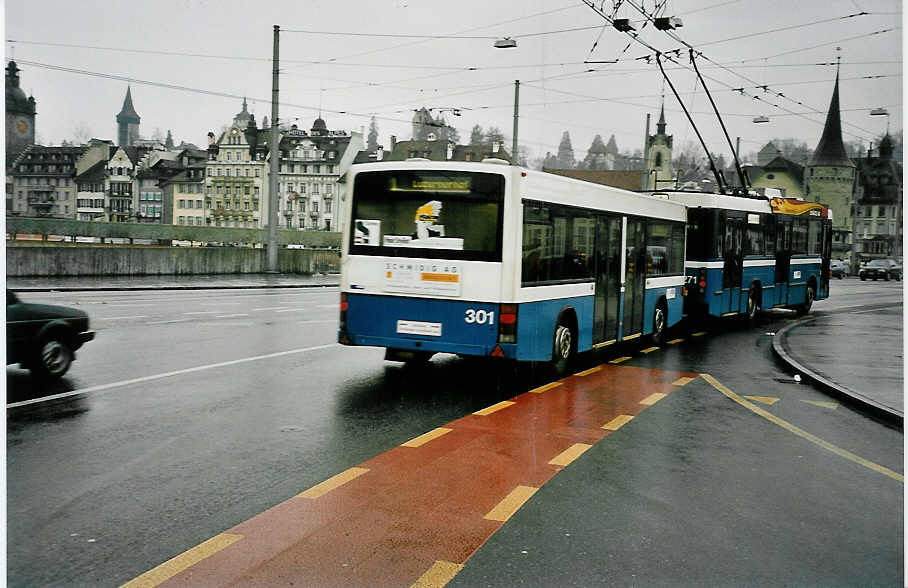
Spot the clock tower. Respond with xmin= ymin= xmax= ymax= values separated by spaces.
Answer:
xmin=5 ymin=60 xmax=36 ymax=167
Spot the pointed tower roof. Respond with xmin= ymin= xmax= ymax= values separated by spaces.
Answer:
xmin=656 ymin=105 xmax=666 ymax=135
xmin=117 ymin=86 xmax=140 ymax=122
xmin=809 ymin=69 xmax=853 ymax=167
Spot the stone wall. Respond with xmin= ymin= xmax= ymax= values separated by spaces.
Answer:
xmin=6 ymin=245 xmax=339 ymax=276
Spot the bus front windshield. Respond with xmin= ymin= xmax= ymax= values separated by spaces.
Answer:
xmin=350 ymin=170 xmax=504 ymax=261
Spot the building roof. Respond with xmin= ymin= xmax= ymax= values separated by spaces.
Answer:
xmin=6 ymin=60 xmax=35 ymax=115
xmin=75 ymin=159 xmax=107 ymax=183
xmin=763 ymin=155 xmax=804 ymax=179
xmin=809 ymin=71 xmax=853 ymax=167
xmin=387 ymin=139 xmax=450 ymax=161
xmin=116 ymin=86 xmax=140 ymax=122
xmin=543 ymin=168 xmax=647 ymax=191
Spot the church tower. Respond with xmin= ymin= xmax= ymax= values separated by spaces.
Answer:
xmin=6 ymin=60 xmax=36 ymax=166
xmin=116 ymin=86 xmax=141 ymax=146
xmin=804 ymin=65 xmax=855 ymax=258
xmin=645 ymin=105 xmax=674 ymax=190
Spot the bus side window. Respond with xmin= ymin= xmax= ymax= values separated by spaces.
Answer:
xmin=792 ymin=218 xmax=808 ymax=254
xmin=764 ymin=216 xmax=775 ymax=256
xmin=807 ymin=218 xmax=822 ymax=255
xmin=745 ymin=219 xmax=763 ymax=257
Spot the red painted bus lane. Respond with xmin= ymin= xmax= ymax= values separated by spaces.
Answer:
xmin=131 ymin=365 xmax=698 ymax=588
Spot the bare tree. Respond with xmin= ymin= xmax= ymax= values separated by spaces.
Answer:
xmin=71 ymin=122 xmax=93 ymax=145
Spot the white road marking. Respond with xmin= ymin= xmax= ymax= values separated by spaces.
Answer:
xmin=316 ymin=304 xmax=338 ymax=309
xmin=7 ymin=343 xmax=341 ymax=408
xmin=298 ymin=320 xmax=338 ymax=324
xmin=275 ymin=308 xmax=307 ymax=313
xmin=147 ymin=319 xmax=191 ymax=325
xmin=215 ymin=313 xmax=250 ymax=318
xmin=184 ymin=311 xmax=222 ymax=315
xmin=99 ymin=316 xmax=147 ymax=320
xmin=252 ymin=307 xmax=288 ymax=311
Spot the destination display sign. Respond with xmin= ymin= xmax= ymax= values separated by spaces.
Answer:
xmin=389 ymin=176 xmax=472 ymax=193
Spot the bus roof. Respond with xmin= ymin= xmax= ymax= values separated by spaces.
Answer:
xmin=656 ymin=190 xmax=772 ymax=214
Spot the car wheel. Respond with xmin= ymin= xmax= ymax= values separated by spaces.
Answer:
xmin=884 ymin=274 xmax=890 ymax=281
xmin=796 ymin=285 xmax=815 ymax=316
xmin=33 ymin=336 xmax=73 ymax=379
xmin=745 ymin=288 xmax=761 ymax=326
xmin=860 ymin=275 xmax=866 ymax=281
xmin=551 ymin=320 xmax=575 ymax=377
xmin=652 ymin=301 xmax=667 ymax=346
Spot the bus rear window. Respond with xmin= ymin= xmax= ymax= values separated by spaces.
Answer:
xmin=350 ymin=170 xmax=504 ymax=261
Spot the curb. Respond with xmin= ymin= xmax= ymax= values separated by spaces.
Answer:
xmin=771 ymin=317 xmax=903 ymax=428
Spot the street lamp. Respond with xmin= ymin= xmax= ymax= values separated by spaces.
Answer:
xmin=752 ymin=115 xmax=770 ymax=124
xmin=870 ymin=107 xmax=890 ymax=134
xmin=494 ymin=37 xmax=517 ymax=48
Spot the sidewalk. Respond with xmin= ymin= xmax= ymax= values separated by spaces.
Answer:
xmin=5 ymin=273 xmax=340 ymax=291
xmin=772 ymin=306 xmax=904 ymax=426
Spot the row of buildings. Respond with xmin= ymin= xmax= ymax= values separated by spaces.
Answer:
xmin=543 ymin=72 xmax=902 ymax=268
xmin=5 ymin=59 xmax=902 ymax=267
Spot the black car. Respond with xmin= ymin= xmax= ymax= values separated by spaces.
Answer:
xmin=6 ymin=290 xmax=95 ymax=378
xmin=858 ymin=259 xmax=902 ymax=281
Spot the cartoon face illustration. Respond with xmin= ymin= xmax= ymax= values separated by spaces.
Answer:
xmin=414 ymin=200 xmax=444 ymax=240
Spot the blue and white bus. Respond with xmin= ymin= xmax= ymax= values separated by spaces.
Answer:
xmin=338 ymin=160 xmax=687 ymax=373
xmin=660 ymin=190 xmax=832 ymax=322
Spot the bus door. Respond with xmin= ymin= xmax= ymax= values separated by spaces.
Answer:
xmin=622 ymin=218 xmax=646 ymax=338
xmin=774 ymin=218 xmax=792 ymax=304
xmin=593 ymin=215 xmax=621 ymax=345
xmin=820 ymin=219 xmax=831 ymax=293
xmin=722 ymin=215 xmax=744 ymax=314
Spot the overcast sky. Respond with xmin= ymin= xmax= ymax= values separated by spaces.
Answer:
xmin=4 ymin=0 xmax=903 ymax=163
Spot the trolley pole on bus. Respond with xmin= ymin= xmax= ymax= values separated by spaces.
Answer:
xmin=266 ymin=24 xmax=281 ymax=273
xmin=512 ymin=80 xmax=519 ymax=165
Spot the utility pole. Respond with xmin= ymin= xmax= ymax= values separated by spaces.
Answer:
xmin=266 ymin=24 xmax=280 ymax=273
xmin=511 ymin=80 xmax=519 ymax=165
xmin=640 ymin=113 xmax=651 ymax=190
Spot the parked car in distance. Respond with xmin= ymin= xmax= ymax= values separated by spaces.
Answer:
xmin=6 ymin=290 xmax=95 ymax=379
xmin=830 ymin=259 xmax=847 ymax=279
xmin=858 ymin=259 xmax=901 ymax=281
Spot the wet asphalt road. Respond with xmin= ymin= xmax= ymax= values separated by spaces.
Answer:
xmin=6 ymin=279 xmax=903 ymax=586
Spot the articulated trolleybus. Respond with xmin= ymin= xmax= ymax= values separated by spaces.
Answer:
xmin=662 ymin=190 xmax=832 ymax=322
xmin=338 ymin=160 xmax=687 ymax=372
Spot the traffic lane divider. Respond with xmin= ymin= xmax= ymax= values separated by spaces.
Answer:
xmin=128 ymin=365 xmax=699 ymax=587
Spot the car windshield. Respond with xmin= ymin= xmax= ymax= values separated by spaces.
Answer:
xmin=868 ymin=260 xmax=889 ymax=267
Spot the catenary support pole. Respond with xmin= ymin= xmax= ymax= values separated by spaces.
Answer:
xmin=512 ymin=80 xmax=519 ymax=164
xmin=266 ymin=25 xmax=280 ymax=273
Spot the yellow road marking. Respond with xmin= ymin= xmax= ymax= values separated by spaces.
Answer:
xmin=744 ymin=395 xmax=780 ymax=406
xmin=623 ymin=333 xmax=642 ymax=340
xmin=402 ymin=428 xmax=452 ymax=448
xmin=640 ymin=393 xmax=667 ymax=405
xmin=473 ymin=400 xmax=515 ymax=416
xmin=701 ymin=373 xmax=904 ymax=483
xmin=609 ymin=356 xmax=631 ymax=364
xmin=668 ymin=338 xmax=685 ymax=345
xmin=298 ymin=467 xmax=370 ymax=499
xmin=411 ymin=561 xmax=464 ymax=588
xmin=593 ymin=339 xmax=617 ymax=348
xmin=673 ymin=377 xmax=696 ymax=387
xmin=602 ymin=414 xmax=634 ymax=431
xmin=576 ymin=366 xmax=602 ymax=376
xmin=692 ymin=331 xmax=707 ymax=337
xmin=641 ymin=346 xmax=660 ymax=354
xmin=801 ymin=400 xmax=840 ymax=409
xmin=121 ymin=533 xmax=243 ymax=588
xmin=484 ymin=485 xmax=539 ymax=522
xmin=529 ymin=382 xmax=563 ymax=394
xmin=548 ymin=443 xmax=593 ymax=466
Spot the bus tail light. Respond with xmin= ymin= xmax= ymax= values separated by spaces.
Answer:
xmin=698 ymin=267 xmax=707 ymax=290
xmin=338 ymin=293 xmax=350 ymax=344
xmin=498 ymin=303 xmax=518 ymax=344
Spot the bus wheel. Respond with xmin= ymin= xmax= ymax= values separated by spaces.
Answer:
xmin=797 ymin=285 xmax=815 ymax=316
xmin=551 ymin=322 xmax=575 ymax=377
xmin=746 ymin=288 xmax=761 ymax=326
xmin=651 ymin=301 xmax=667 ymax=346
